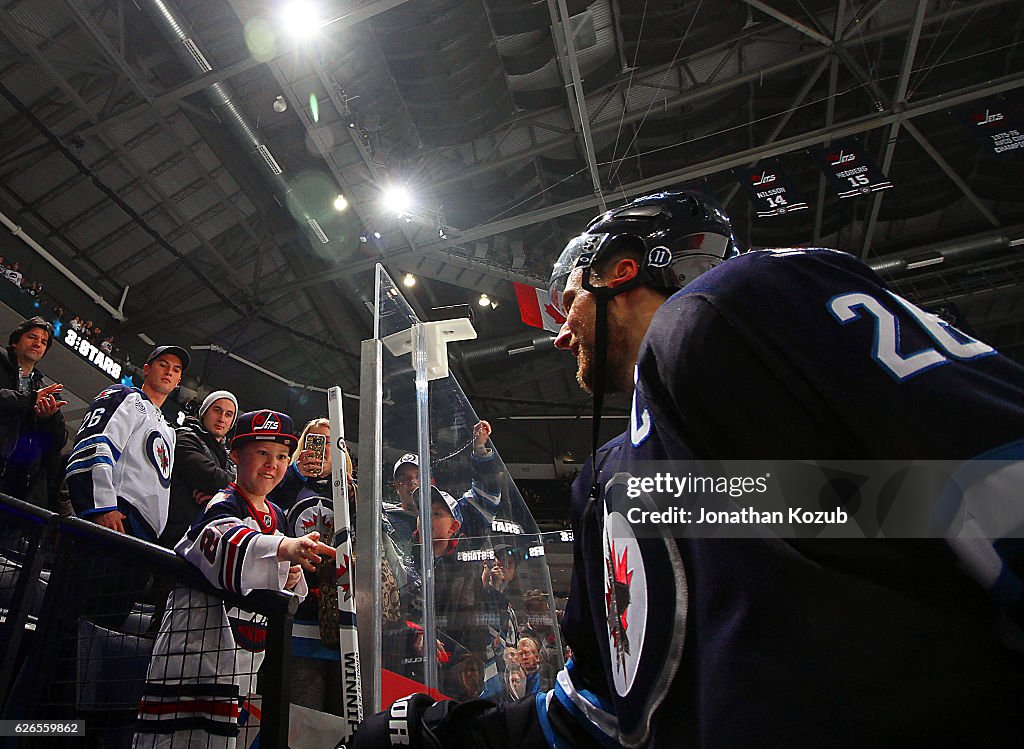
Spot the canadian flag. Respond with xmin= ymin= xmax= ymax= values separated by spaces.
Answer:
xmin=513 ymin=282 xmax=566 ymax=332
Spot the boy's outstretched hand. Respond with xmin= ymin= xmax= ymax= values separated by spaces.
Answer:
xmin=277 ymin=531 xmax=337 ymax=572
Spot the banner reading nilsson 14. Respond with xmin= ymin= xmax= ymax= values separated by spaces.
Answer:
xmin=734 ymin=160 xmax=809 ymax=217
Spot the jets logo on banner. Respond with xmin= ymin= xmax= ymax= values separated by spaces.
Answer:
xmin=810 ymin=139 xmax=893 ymax=199
xmin=734 ymin=160 xmax=808 ymax=217
xmin=956 ymin=100 xmax=1024 ymax=157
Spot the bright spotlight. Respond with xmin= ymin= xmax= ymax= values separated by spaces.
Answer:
xmin=403 ymin=273 xmax=417 ymax=288
xmin=333 ymin=194 xmax=348 ymax=211
xmin=382 ymin=186 xmax=413 ymax=215
xmin=478 ymin=293 xmax=491 ymax=307
xmin=373 ymin=231 xmax=382 ymax=240
xmin=281 ymin=1 xmax=320 ymax=38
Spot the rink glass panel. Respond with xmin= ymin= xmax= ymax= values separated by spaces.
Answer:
xmin=365 ymin=266 xmax=564 ymax=706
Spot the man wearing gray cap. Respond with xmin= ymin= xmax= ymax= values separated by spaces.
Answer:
xmin=67 ymin=345 xmax=189 ymax=541
xmin=159 ymin=389 xmax=238 ymax=547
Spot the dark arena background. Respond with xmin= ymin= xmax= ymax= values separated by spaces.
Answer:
xmin=1 ymin=0 xmax=1023 ymax=746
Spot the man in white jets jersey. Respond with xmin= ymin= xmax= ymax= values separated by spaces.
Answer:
xmin=67 ymin=345 xmax=188 ymax=541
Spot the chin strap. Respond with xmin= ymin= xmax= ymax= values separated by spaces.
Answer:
xmin=589 ymin=293 xmax=609 ymax=502
xmin=580 ymin=266 xmax=641 ymax=503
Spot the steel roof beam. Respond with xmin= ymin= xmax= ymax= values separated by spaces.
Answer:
xmin=742 ymin=0 xmax=833 ymax=47
xmin=305 ymin=69 xmax=1022 ymax=283
xmin=859 ymin=0 xmax=927 ymax=259
xmin=548 ymin=0 xmax=607 ymax=212
xmin=813 ymin=0 xmax=845 ymax=244
xmin=415 ymin=0 xmax=1012 ymax=190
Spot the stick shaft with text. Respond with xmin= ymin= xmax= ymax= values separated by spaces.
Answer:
xmin=328 ymin=386 xmax=363 ymax=745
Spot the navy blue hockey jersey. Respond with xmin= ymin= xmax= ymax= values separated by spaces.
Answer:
xmin=551 ymin=249 xmax=1024 ymax=748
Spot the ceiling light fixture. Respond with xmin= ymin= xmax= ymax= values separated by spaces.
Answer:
xmin=403 ymin=273 xmax=416 ymax=288
xmin=272 ymin=95 xmax=287 ymax=113
xmin=478 ymin=293 xmax=490 ymax=307
xmin=280 ymin=1 xmax=320 ymax=38
xmin=333 ymin=194 xmax=348 ymax=211
xmin=382 ymin=185 xmax=412 ymax=215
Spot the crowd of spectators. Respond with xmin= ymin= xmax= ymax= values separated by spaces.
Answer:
xmin=0 ymin=278 xmax=570 ymax=736
xmin=1 ymin=256 xmax=123 ymax=361
xmin=68 ymin=315 xmax=116 ymax=354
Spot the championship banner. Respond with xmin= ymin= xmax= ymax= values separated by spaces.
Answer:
xmin=734 ymin=160 xmax=808 ymax=217
xmin=513 ymin=281 xmax=566 ymax=332
xmin=955 ymin=100 xmax=1024 ymax=157
xmin=810 ymin=139 xmax=893 ymax=199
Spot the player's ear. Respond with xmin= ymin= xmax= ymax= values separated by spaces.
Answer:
xmin=606 ymin=257 xmax=641 ymax=288
xmin=449 ymin=518 xmax=461 ymax=535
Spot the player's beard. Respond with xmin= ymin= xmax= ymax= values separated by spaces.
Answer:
xmin=576 ymin=309 xmax=630 ymax=394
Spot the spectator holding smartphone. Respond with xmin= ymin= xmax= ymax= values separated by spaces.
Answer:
xmin=269 ymin=416 xmax=331 ymax=512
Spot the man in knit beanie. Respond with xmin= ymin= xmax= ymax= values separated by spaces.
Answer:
xmin=159 ymin=389 xmax=238 ymax=547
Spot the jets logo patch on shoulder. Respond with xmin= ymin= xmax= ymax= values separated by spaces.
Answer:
xmin=603 ymin=510 xmax=646 ymax=696
xmin=289 ymin=496 xmax=334 ymax=540
xmin=146 ymin=431 xmax=173 ymax=488
xmin=602 ymin=472 xmax=688 ymax=747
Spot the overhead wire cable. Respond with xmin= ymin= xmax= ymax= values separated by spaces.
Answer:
xmin=608 ymin=0 xmax=650 ymax=173
xmin=908 ymin=5 xmax=979 ymax=100
xmin=607 ymin=0 xmax=706 ymax=185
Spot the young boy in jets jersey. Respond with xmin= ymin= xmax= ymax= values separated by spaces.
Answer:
xmin=135 ymin=409 xmax=334 ymax=749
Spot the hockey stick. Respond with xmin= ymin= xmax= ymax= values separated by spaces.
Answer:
xmin=329 ymin=386 xmax=363 ymax=746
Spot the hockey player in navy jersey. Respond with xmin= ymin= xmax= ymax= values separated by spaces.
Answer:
xmin=351 ymin=190 xmax=1024 ymax=748
xmin=67 ymin=345 xmax=190 ymax=540
xmin=135 ymin=409 xmax=335 ymax=748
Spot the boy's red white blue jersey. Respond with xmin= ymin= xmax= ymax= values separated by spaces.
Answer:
xmin=134 ymin=484 xmax=307 ymax=749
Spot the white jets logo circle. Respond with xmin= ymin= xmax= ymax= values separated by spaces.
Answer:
xmin=603 ymin=510 xmax=647 ymax=696
xmin=146 ymin=432 xmax=173 ymax=487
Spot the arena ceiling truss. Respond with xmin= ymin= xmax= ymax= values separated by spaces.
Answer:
xmin=1 ymin=0 xmax=1022 ymax=459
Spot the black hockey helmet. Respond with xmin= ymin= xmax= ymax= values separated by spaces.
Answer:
xmin=548 ymin=189 xmax=740 ymax=315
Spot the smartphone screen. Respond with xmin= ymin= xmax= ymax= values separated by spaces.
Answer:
xmin=304 ymin=432 xmax=327 ymax=464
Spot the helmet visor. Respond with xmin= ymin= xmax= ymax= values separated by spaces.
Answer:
xmin=547 ymin=232 xmax=611 ymax=317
